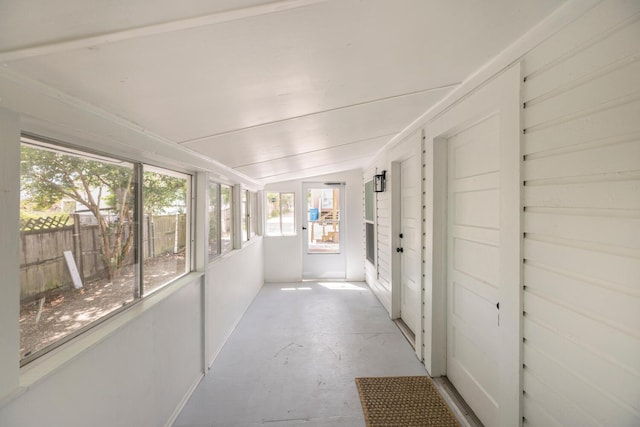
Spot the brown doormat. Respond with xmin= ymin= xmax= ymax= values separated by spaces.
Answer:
xmin=355 ymin=376 xmax=461 ymax=427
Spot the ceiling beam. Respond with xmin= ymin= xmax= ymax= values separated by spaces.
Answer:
xmin=233 ymin=133 xmax=398 ymax=168
xmin=253 ymin=157 xmax=365 ymax=181
xmin=179 ymin=83 xmax=460 ymax=146
xmin=0 ymin=0 xmax=329 ymax=63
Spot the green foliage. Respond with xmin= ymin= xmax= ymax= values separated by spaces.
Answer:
xmin=21 ymin=145 xmax=134 ymax=213
xmin=143 ymin=171 xmax=187 ymax=215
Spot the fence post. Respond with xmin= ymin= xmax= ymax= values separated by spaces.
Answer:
xmin=149 ymin=215 xmax=156 ymax=258
xmin=174 ymin=213 xmax=179 ymax=254
xmin=71 ymin=213 xmax=84 ymax=281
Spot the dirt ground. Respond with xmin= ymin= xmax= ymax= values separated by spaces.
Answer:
xmin=20 ymin=253 xmax=185 ymax=360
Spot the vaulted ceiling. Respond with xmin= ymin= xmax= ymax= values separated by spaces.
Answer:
xmin=0 ymin=0 xmax=564 ymax=183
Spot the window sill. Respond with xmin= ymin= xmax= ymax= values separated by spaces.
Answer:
xmin=17 ymin=271 xmax=204 ymax=391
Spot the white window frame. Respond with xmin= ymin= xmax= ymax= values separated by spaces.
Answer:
xmin=18 ymin=134 xmax=193 ymax=366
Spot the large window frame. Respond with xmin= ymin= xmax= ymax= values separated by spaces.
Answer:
xmin=19 ymin=134 xmax=192 ymax=366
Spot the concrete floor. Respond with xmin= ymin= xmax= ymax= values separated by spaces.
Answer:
xmin=173 ymin=281 xmax=429 ymax=427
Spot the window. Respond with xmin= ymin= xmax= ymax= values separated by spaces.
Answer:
xmin=365 ymin=180 xmax=375 ymax=264
xmin=249 ymin=191 xmax=258 ymax=238
xmin=266 ymin=192 xmax=295 ymax=236
xmin=143 ymin=166 xmax=190 ymax=294
xmin=19 ymin=136 xmax=191 ymax=365
xmin=221 ymin=184 xmax=233 ymax=253
xmin=241 ymin=189 xmax=249 ymax=242
xmin=208 ymin=182 xmax=220 ymax=261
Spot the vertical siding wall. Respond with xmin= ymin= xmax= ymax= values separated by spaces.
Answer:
xmin=521 ymin=2 xmax=640 ymax=426
xmin=364 ymin=130 xmax=421 ymax=314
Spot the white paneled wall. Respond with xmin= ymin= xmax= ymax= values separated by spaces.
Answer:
xmin=521 ymin=1 xmax=640 ymax=426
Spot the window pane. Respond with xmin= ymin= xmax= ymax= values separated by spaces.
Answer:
xmin=208 ymin=183 xmax=219 ymax=261
xmin=306 ymin=188 xmax=339 ymax=253
xmin=265 ymin=192 xmax=281 ymax=236
xmin=366 ymin=222 xmax=375 ymax=264
xmin=20 ymin=141 xmax=137 ymax=362
xmin=281 ymin=193 xmax=295 ymax=236
xmin=365 ymin=180 xmax=374 ymax=222
xmin=143 ymin=168 xmax=189 ymax=294
xmin=221 ymin=185 xmax=233 ymax=253
xmin=250 ymin=191 xmax=258 ymax=237
xmin=241 ymin=189 xmax=248 ymax=242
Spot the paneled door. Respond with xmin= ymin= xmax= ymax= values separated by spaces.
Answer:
xmin=302 ymin=182 xmax=346 ymax=279
xmin=399 ymin=156 xmax=421 ymax=336
xmin=447 ymin=115 xmax=501 ymax=426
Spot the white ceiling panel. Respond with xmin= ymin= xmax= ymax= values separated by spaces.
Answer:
xmin=0 ymin=0 xmax=566 ymax=183
xmin=181 ymin=86 xmax=450 ymax=167
xmin=236 ymin=134 xmax=389 ymax=182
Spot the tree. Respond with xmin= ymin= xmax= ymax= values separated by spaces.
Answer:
xmin=143 ymin=170 xmax=187 ymax=215
xmin=20 ymin=144 xmax=186 ymax=280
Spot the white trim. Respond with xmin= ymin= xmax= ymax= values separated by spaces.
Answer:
xmin=195 ymin=172 xmax=210 ymax=374
xmin=0 ymin=0 xmax=332 ymax=62
xmin=429 ymin=136 xmax=448 ymax=376
xmin=0 ymin=108 xmax=20 ymax=403
xmin=390 ymin=161 xmax=402 ymax=320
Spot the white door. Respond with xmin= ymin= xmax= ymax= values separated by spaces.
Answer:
xmin=399 ymin=156 xmax=421 ymax=335
xmin=302 ymin=183 xmax=346 ymax=279
xmin=447 ymin=115 xmax=501 ymax=426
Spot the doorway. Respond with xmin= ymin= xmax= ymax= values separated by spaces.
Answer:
xmin=446 ymin=115 xmax=501 ymax=426
xmin=398 ymin=156 xmax=421 ymax=338
xmin=302 ymin=183 xmax=346 ymax=279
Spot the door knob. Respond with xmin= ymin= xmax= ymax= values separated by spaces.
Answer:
xmin=396 ymin=247 xmax=404 ymax=253
xmin=302 ymin=226 xmax=307 ymax=230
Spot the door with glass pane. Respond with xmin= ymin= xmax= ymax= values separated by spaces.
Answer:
xmin=302 ymin=183 xmax=346 ymax=279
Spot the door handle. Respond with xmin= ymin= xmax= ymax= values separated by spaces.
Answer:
xmin=302 ymin=226 xmax=307 ymax=230
xmin=396 ymin=247 xmax=403 ymax=253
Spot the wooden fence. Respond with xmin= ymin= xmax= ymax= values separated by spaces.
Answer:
xmin=19 ymin=214 xmax=186 ymax=301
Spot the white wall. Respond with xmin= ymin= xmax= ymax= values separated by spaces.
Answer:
xmin=0 ymin=277 xmax=204 ymax=427
xmin=264 ymin=169 xmax=364 ymax=283
xmin=520 ymin=2 xmax=640 ymax=425
xmin=207 ymin=239 xmax=264 ymax=365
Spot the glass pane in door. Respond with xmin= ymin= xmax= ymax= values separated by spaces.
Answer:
xmin=306 ymin=187 xmax=340 ymax=253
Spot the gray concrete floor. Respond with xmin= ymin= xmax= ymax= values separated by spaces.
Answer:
xmin=173 ymin=281 xmax=429 ymax=427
